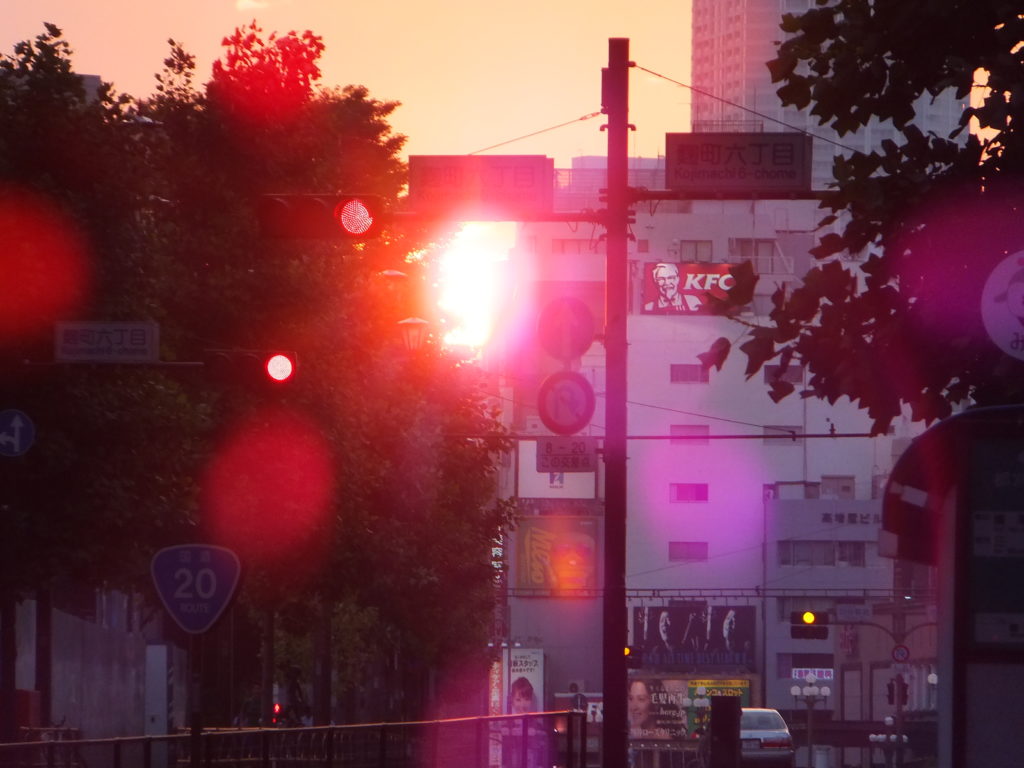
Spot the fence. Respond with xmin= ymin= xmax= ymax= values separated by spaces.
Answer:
xmin=0 ymin=711 xmax=587 ymax=768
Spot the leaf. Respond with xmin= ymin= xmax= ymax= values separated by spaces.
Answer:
xmin=698 ymin=337 xmax=732 ymax=372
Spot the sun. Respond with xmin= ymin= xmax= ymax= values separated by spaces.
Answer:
xmin=435 ymin=222 xmax=515 ymax=349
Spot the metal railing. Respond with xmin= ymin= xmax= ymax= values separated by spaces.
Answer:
xmin=0 ymin=711 xmax=587 ymax=768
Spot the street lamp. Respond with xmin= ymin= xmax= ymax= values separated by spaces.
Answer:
xmin=397 ymin=317 xmax=429 ymax=352
xmin=790 ymin=673 xmax=830 ymax=768
xmin=868 ymin=716 xmax=908 ymax=768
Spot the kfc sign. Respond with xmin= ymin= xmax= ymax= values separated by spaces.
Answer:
xmin=640 ymin=262 xmax=741 ymax=314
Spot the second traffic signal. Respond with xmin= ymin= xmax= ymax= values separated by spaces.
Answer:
xmin=258 ymin=194 xmax=386 ymax=239
xmin=790 ymin=610 xmax=829 ymax=639
xmin=204 ymin=350 xmax=297 ymax=387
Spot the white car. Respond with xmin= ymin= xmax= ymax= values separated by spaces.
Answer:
xmin=739 ymin=708 xmax=795 ymax=767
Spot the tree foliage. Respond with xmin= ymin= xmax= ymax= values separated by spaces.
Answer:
xmin=706 ymin=0 xmax=1024 ymax=433
xmin=1 ymin=22 xmax=511 ymax=721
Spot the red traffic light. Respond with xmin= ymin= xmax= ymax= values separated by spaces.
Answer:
xmin=264 ymin=352 xmax=295 ymax=383
xmin=204 ymin=349 xmax=297 ymax=387
xmin=258 ymin=194 xmax=386 ymax=239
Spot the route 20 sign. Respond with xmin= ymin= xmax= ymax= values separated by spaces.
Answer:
xmin=151 ymin=545 xmax=241 ymax=634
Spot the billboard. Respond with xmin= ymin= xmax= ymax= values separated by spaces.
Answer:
xmin=633 ymin=605 xmax=756 ymax=669
xmin=515 ymin=516 xmax=599 ymax=592
xmin=639 ymin=262 xmax=740 ymax=314
xmin=628 ymin=675 xmax=751 ymax=741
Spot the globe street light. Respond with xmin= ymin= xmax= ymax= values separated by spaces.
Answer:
xmin=869 ymin=716 xmax=908 ymax=768
xmin=790 ymin=673 xmax=830 ymax=768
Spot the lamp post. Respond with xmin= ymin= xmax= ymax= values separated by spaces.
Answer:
xmin=790 ymin=673 xmax=830 ymax=768
xmin=868 ymin=716 xmax=908 ymax=768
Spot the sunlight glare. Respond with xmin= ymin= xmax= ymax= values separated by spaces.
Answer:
xmin=437 ymin=222 xmax=514 ymax=349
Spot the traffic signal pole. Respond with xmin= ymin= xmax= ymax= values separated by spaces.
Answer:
xmin=601 ymin=37 xmax=630 ymax=768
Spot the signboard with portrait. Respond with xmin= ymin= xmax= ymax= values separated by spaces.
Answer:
xmin=633 ymin=605 xmax=756 ymax=670
xmin=639 ymin=262 xmax=740 ymax=315
xmin=628 ymin=675 xmax=750 ymax=741
xmin=515 ymin=516 xmax=599 ymax=592
xmin=504 ymin=647 xmax=545 ymax=714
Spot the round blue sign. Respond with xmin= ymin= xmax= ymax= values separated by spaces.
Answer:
xmin=0 ymin=409 xmax=35 ymax=457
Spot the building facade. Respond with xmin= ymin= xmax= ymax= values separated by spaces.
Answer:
xmin=488 ymin=159 xmax=937 ymax=767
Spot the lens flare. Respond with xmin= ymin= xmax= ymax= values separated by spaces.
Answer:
xmin=202 ymin=407 xmax=335 ymax=563
xmin=0 ymin=185 xmax=90 ymax=345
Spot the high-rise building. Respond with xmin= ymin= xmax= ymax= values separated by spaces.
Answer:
xmin=691 ymin=0 xmax=964 ymax=188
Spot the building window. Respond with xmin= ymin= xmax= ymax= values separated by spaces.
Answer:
xmin=764 ymin=364 xmax=803 ymax=384
xmin=821 ymin=475 xmax=855 ymax=499
xmin=668 ymin=541 xmax=709 ymax=562
xmin=670 ymin=483 xmax=709 ymax=503
xmin=763 ymin=425 xmax=800 ymax=444
xmin=552 ymin=238 xmax=591 ymax=255
xmin=677 ymin=240 xmax=713 ymax=262
xmin=670 ymin=424 xmax=710 ymax=445
xmin=778 ymin=541 xmax=866 ymax=567
xmin=671 ymin=364 xmax=710 ymax=383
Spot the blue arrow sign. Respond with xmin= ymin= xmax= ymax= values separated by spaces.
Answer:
xmin=0 ymin=409 xmax=35 ymax=457
xmin=151 ymin=545 xmax=241 ymax=634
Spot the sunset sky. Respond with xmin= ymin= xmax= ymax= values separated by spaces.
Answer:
xmin=4 ymin=0 xmax=694 ymax=168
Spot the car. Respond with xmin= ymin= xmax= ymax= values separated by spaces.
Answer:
xmin=739 ymin=707 xmax=795 ymax=767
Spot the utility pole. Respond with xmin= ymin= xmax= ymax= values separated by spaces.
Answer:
xmin=601 ymin=37 xmax=630 ymax=768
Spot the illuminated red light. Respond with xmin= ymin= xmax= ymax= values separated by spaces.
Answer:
xmin=265 ymin=353 xmax=295 ymax=382
xmin=334 ymin=198 xmax=374 ymax=235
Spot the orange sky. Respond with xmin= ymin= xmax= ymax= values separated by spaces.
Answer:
xmin=4 ymin=0 xmax=692 ymax=168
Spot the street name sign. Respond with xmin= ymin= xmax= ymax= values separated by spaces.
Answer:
xmin=55 ymin=321 xmax=160 ymax=363
xmin=665 ymin=132 xmax=812 ymax=195
xmin=536 ymin=436 xmax=598 ymax=473
xmin=407 ymin=155 xmax=554 ymax=220
xmin=151 ymin=545 xmax=240 ymax=634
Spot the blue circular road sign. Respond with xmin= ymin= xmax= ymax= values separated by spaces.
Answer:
xmin=0 ymin=409 xmax=35 ymax=457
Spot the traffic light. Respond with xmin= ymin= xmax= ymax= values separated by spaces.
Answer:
xmin=257 ymin=194 xmax=387 ymax=239
xmin=790 ymin=610 xmax=829 ymax=639
xmin=203 ymin=349 xmax=297 ymax=387
xmin=624 ymin=646 xmax=643 ymax=669
xmin=887 ymin=675 xmax=909 ymax=706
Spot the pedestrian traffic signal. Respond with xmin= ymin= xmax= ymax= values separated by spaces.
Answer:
xmin=790 ymin=610 xmax=829 ymax=639
xmin=203 ymin=349 xmax=297 ymax=387
xmin=257 ymin=194 xmax=387 ymax=239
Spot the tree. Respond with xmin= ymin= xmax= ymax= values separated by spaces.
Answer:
xmin=1 ymin=21 xmax=511 ymax=730
xmin=703 ymin=1 xmax=1024 ymax=433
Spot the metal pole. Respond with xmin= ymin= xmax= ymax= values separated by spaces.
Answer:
xmin=601 ymin=36 xmax=630 ymax=768
xmin=805 ymin=703 xmax=813 ymax=768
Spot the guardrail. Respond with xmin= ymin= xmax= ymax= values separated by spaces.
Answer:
xmin=0 ymin=711 xmax=587 ymax=768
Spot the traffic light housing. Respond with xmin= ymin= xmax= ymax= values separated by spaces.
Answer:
xmin=203 ymin=349 xmax=297 ymax=387
xmin=790 ymin=610 xmax=829 ymax=639
xmin=624 ymin=646 xmax=643 ymax=669
xmin=887 ymin=675 xmax=909 ymax=706
xmin=258 ymin=194 xmax=387 ymax=239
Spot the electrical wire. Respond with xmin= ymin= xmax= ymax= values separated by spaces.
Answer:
xmin=634 ymin=63 xmax=859 ymax=153
xmin=469 ymin=112 xmax=604 ymax=155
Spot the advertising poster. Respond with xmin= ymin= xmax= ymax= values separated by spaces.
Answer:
xmin=628 ymin=676 xmax=751 ymax=741
xmin=639 ymin=262 xmax=739 ymax=315
xmin=634 ymin=605 xmax=756 ymax=669
xmin=516 ymin=516 xmax=599 ymax=591
xmin=505 ymin=647 xmax=545 ymax=714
